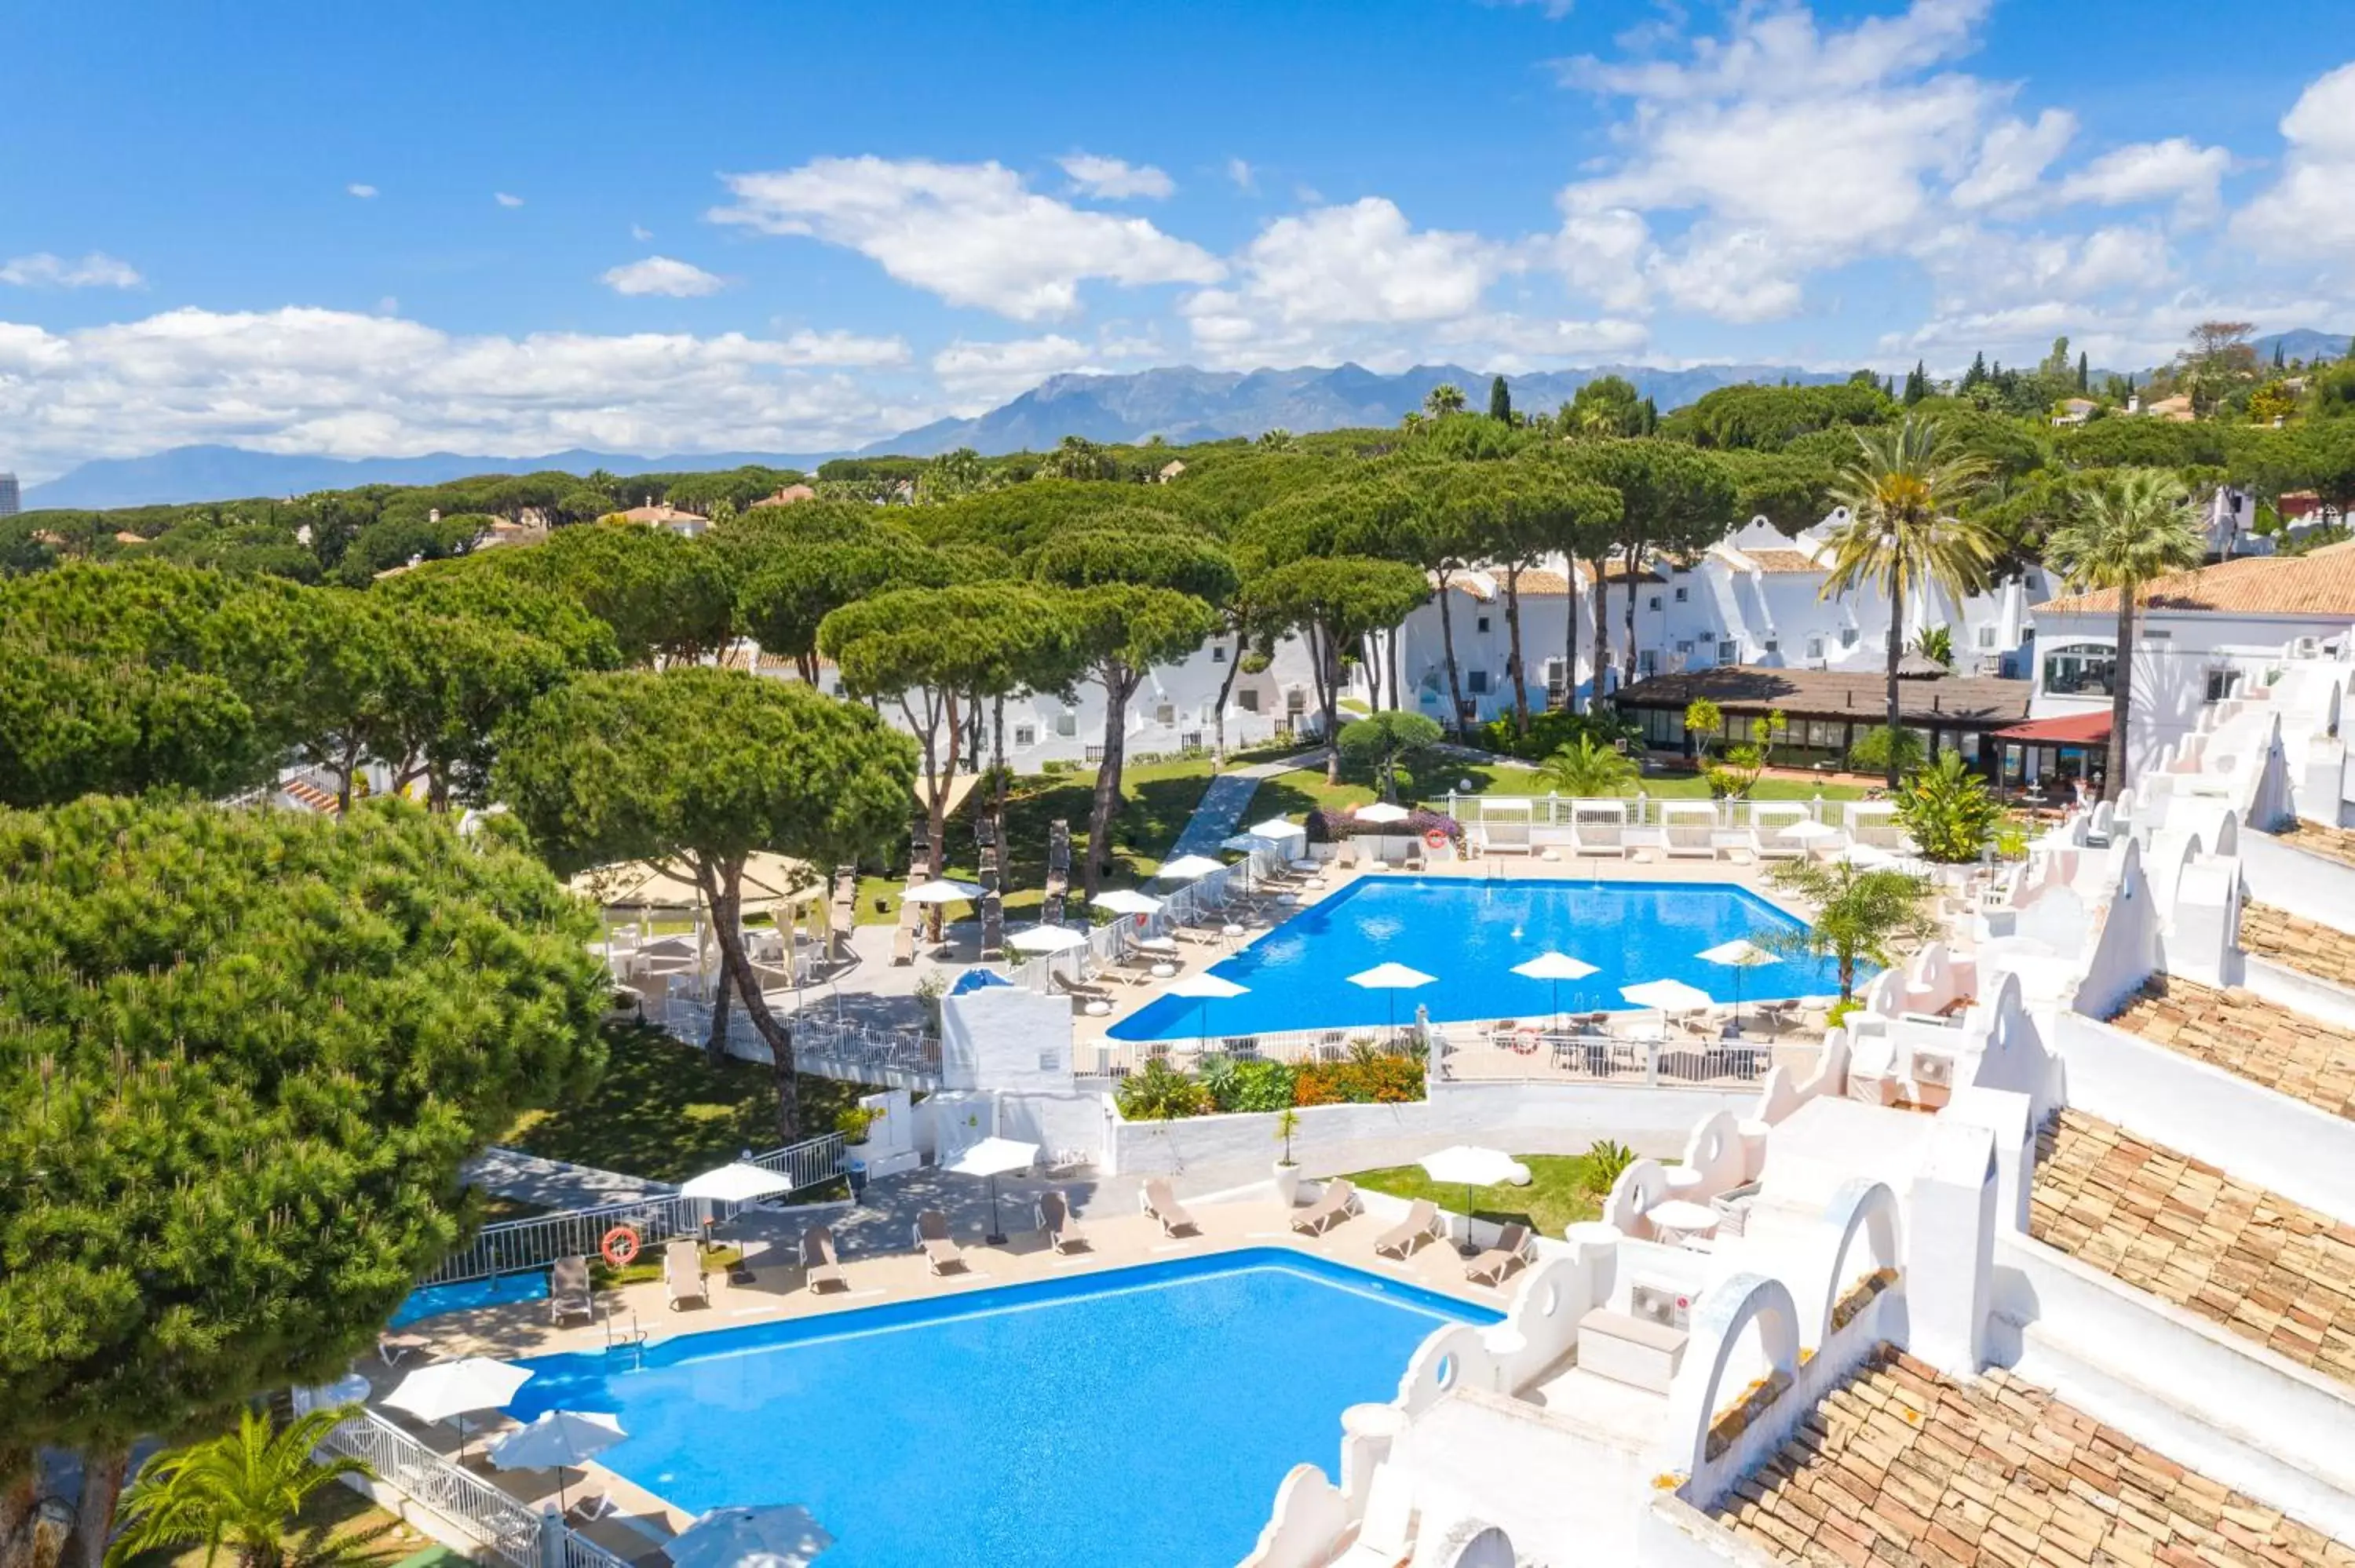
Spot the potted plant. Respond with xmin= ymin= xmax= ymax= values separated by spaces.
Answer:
xmin=1272 ymin=1107 xmax=1303 ymax=1207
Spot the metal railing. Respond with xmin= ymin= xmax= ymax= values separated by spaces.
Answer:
xmin=665 ymin=1001 xmax=940 ymax=1081
xmin=1427 ymin=1026 xmax=1809 ymax=1087
xmin=1081 ymin=1030 xmax=1422 ymax=1080
xmin=291 ymin=1401 xmax=633 ymax=1568
xmin=1010 ymin=836 xmax=1294 ymax=994
xmin=1442 ymin=792 xmax=1892 ymax=833
xmin=425 ymin=1132 xmax=847 ymax=1286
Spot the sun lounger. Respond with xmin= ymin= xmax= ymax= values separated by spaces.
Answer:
xmin=1465 ymin=1223 xmax=1533 ymax=1286
xmin=1291 ymin=1178 xmax=1358 ymax=1236
xmin=914 ymin=1209 xmax=969 ymax=1275
xmin=565 ymin=1492 xmax=618 ymax=1527
xmin=550 ymin=1254 xmax=595 ymax=1325
xmin=891 ymin=924 xmax=915 ymax=965
xmin=662 ymin=1240 xmax=707 ymax=1310
xmin=801 ymin=1224 xmax=847 ymax=1293
xmin=1037 ymin=1190 xmax=1091 ymax=1253
xmin=1374 ymin=1199 xmax=1442 ymax=1260
xmin=377 ymin=1331 xmax=433 ymax=1366
xmin=1142 ymin=1177 xmax=1199 ymax=1237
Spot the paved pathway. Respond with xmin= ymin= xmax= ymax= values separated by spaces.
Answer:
xmin=462 ymin=1146 xmax=670 ymax=1209
xmin=1168 ymin=748 xmax=1327 ymax=857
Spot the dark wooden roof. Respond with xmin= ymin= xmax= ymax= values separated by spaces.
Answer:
xmin=1611 ymin=665 xmax=2034 ymax=725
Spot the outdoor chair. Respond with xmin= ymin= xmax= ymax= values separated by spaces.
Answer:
xmin=1464 ymin=1223 xmax=1533 ymax=1287
xmin=1291 ymin=1179 xmax=1359 ymax=1237
xmin=914 ymin=1209 xmax=970 ymax=1275
xmin=550 ymin=1254 xmax=595 ymax=1326
xmin=890 ymin=924 xmax=915 ymax=966
xmin=1374 ymin=1199 xmax=1441 ymax=1260
xmin=376 ymin=1331 xmax=433 ymax=1367
xmin=1037 ymin=1190 xmax=1091 ymax=1254
xmin=801 ymin=1224 xmax=848 ymax=1293
xmin=662 ymin=1241 xmax=707 ymax=1311
xmin=1142 ymin=1177 xmax=1199 ymax=1238
xmin=565 ymin=1493 xmax=618 ymax=1527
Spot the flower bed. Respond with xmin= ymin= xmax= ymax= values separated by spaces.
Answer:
xmin=1113 ymin=1043 xmax=1427 ymax=1121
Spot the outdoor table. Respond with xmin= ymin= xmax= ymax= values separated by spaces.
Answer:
xmin=1133 ymin=935 xmax=1178 ymax=954
xmin=1151 ymin=962 xmax=1178 ymax=978
xmin=1646 ymin=1199 xmax=1722 ymax=1247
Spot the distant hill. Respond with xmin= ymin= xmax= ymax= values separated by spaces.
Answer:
xmin=22 ymin=444 xmax=839 ymax=511
xmin=866 ymin=361 xmax=1854 ymax=457
xmin=2251 ymin=329 xmax=2351 ymax=365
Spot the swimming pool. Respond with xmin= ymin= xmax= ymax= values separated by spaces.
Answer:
xmin=390 ymin=1270 xmax=549 ymax=1327
xmin=506 ymin=1249 xmax=1496 ymax=1568
xmin=1108 ymin=875 xmax=1850 ymax=1042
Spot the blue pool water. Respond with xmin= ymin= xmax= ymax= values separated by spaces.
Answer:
xmin=1109 ymin=875 xmax=1849 ymax=1041
xmin=506 ymin=1249 xmax=1495 ymax=1568
xmin=390 ymin=1271 xmax=549 ymax=1327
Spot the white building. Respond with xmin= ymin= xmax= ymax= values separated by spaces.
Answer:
xmin=2025 ymin=542 xmax=2355 ymax=783
xmin=1361 ymin=511 xmax=2047 ymax=728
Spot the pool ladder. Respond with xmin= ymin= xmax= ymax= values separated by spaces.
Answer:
xmin=603 ymin=1308 xmax=648 ymax=1370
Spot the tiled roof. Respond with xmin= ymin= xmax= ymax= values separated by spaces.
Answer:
xmin=1612 ymin=665 xmax=2033 ymax=724
xmin=1714 ymin=1346 xmax=2351 ymax=1567
xmin=2031 ymin=1109 xmax=2355 ymax=1385
xmin=2280 ymin=822 xmax=2355 ymax=873
xmin=617 ymin=502 xmax=709 ymax=525
xmin=2036 ymin=552 xmax=2355 ymax=618
xmin=2109 ymin=973 xmax=2355 ymax=1121
xmin=2241 ymin=903 xmax=2355 ymax=990
xmin=1516 ymin=567 xmax=1573 ymax=596
xmin=1738 ymin=549 xmax=1822 ymax=574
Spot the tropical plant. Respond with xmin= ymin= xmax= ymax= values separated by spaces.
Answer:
xmin=1706 ymin=713 xmax=1784 ymax=800
xmin=1533 ymin=735 xmax=1637 ymax=797
xmin=1424 ymin=383 xmax=1467 ymax=418
xmin=1115 ymin=1059 xmax=1213 ymax=1121
xmin=1819 ymin=418 xmax=1997 ymax=784
xmin=108 ymin=1406 xmax=393 ymax=1568
xmin=1845 ymin=724 xmax=1926 ymax=776
xmin=1274 ymin=1107 xmax=1302 ymax=1167
xmin=1683 ymin=698 xmax=1724 ymax=761
xmin=1583 ymin=1138 xmax=1637 ymax=1195
xmin=1894 ymin=751 xmax=2005 ymax=862
xmin=1911 ymin=625 xmax=1954 ymax=668
xmin=2039 ymin=469 xmax=2206 ymax=800
xmin=1760 ymin=859 xmax=1941 ymax=1000
xmin=1337 ymin=709 xmax=1444 ymax=800
xmin=1257 ymin=427 xmax=1299 ymax=450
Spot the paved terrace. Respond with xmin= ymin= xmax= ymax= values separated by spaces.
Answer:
xmin=359 ymin=1184 xmax=1519 ymax=1560
xmin=2109 ymin=976 xmax=2355 ymax=1122
xmin=2242 ymin=903 xmax=2355 ymax=990
xmin=2029 ymin=1109 xmax=2355 ymax=1386
xmin=1714 ymin=1346 xmax=2352 ymax=1567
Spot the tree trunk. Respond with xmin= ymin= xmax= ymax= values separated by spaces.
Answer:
xmin=703 ymin=975 xmax=733 ymax=1065
xmin=1316 ymin=625 xmax=1343 ymax=785
xmin=1620 ymin=539 xmax=1643 ymax=695
xmin=1839 ymin=954 xmax=1856 ymax=1001
xmin=69 ymin=1452 xmax=125 ymax=1568
xmin=1209 ymin=633 xmax=1243 ymax=768
xmin=0 ymin=1452 xmax=35 ymax=1568
xmin=1503 ymin=565 xmax=1531 ymax=735
xmin=1885 ymin=577 xmax=1906 ymax=789
xmin=1435 ymin=574 xmax=1468 ymax=735
xmin=1083 ymin=666 xmax=1134 ymax=896
xmin=1593 ymin=560 xmax=1613 ymax=708
xmin=1388 ymin=627 xmax=1402 ymax=717
xmin=2106 ymin=590 xmax=2134 ymax=803
xmin=1565 ymin=551 xmax=1580 ymax=714
xmin=703 ymin=862 xmax=800 ymax=1140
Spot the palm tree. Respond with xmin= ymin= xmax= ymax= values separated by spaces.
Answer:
xmin=1819 ymin=418 xmax=1997 ymax=786
xmin=1760 ymin=860 xmax=1941 ymax=1001
xmin=110 ymin=1406 xmax=392 ymax=1568
xmin=2041 ymin=469 xmax=2206 ymax=801
xmin=1423 ymin=383 xmax=1467 ymax=418
xmin=1532 ymin=734 xmax=1638 ymax=797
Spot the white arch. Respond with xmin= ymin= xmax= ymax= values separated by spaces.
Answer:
xmin=1816 ymin=1179 xmax=1901 ymax=1347
xmin=1665 ymin=1271 xmax=1802 ymax=1487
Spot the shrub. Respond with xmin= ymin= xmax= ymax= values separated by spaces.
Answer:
xmin=1198 ymin=1054 xmax=1296 ymax=1113
xmin=1477 ymin=708 xmax=1640 ymax=762
xmin=1293 ymin=1052 xmax=1426 ymax=1106
xmin=1893 ymin=751 xmax=2003 ymax=862
xmin=1825 ymin=997 xmax=1863 ymax=1030
xmin=1583 ymin=1137 xmax=1637 ymax=1194
xmin=1304 ymin=804 xmax=1460 ymax=846
xmin=1116 ymin=1059 xmax=1213 ymax=1120
xmin=1845 ymin=724 xmax=1925 ymax=775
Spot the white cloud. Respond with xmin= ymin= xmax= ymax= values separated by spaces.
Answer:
xmin=1952 ymin=109 xmax=2077 ymax=211
xmin=2052 ymin=138 xmax=2229 ymax=221
xmin=708 ymin=155 xmax=1223 ymax=320
xmin=495 ymin=191 xmax=525 ymax=208
xmin=0 ymin=252 xmax=144 ymax=290
xmin=1645 ymin=228 xmax=1806 ymax=322
xmin=1485 ymin=0 xmax=1576 ymax=17
xmin=630 ymin=223 xmax=653 ymax=241
xmin=1057 ymin=153 xmax=1175 ymax=200
xmin=347 ymin=183 xmax=378 ymax=199
xmin=2235 ymin=61 xmax=2355 ymax=254
xmin=931 ymin=334 xmax=1102 ymax=407
xmin=0 ymin=304 xmax=932 ymax=480
xmin=1225 ymin=158 xmax=1257 ymax=191
xmin=601 ymin=256 xmax=728 ymax=297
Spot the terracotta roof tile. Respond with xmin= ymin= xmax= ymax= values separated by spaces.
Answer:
xmin=1515 ymin=567 xmax=1572 ymax=596
xmin=2036 ymin=552 xmax=2355 ymax=618
xmin=2109 ymin=972 xmax=2355 ymax=1119
xmin=1738 ymin=549 xmax=1822 ymax=574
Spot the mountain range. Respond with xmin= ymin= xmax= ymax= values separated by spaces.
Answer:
xmin=20 ymin=337 xmax=2350 ymax=510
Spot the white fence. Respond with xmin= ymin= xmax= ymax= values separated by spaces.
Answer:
xmin=1079 ymin=1027 xmax=1790 ymax=1087
xmin=425 ymin=1132 xmax=845 ymax=1285
xmin=290 ymin=1398 xmax=633 ymax=1568
xmin=1010 ymin=837 xmax=1296 ymax=993
xmin=666 ymin=1001 xmax=941 ymax=1082
xmin=1444 ymin=790 xmax=1906 ymax=843
xmin=1079 ymin=1026 xmax=1425 ymax=1079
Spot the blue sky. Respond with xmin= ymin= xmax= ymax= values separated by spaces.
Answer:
xmin=2 ymin=0 xmax=2352 ymax=476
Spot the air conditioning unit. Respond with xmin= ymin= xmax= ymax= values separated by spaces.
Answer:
xmin=1630 ymin=1281 xmax=1692 ymax=1330
xmin=1912 ymin=1052 xmax=1954 ymax=1088
xmin=2295 ymin=636 xmax=2321 ymax=658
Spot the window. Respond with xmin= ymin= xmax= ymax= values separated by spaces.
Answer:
xmin=1286 ymin=687 xmax=1308 ymax=715
xmin=1013 ymin=724 xmax=1037 ymax=749
xmin=1154 ymin=702 xmax=1176 ymax=726
xmin=1839 ymin=627 xmax=1858 ymax=648
xmin=1638 ymin=650 xmax=1659 ymax=678
xmin=1958 ymin=731 xmax=1982 ymax=764
xmin=1055 ymin=709 xmax=1079 ymax=737
xmin=1763 ymin=637 xmax=1780 ymax=656
xmin=1476 ymin=615 xmax=1492 ymax=633
xmin=1212 ymin=644 xmax=1229 ymax=662
xmin=1084 ymin=745 xmax=1105 ymax=764
xmin=1805 ymin=635 xmax=1825 ymax=660
xmin=1543 ymin=658 xmax=1566 ymax=696
xmin=1467 ymin=669 xmax=1491 ymax=695
xmin=1237 ymin=688 xmax=1261 ymax=713
xmin=1718 ymin=640 xmax=1738 ymax=664
xmin=2205 ymin=668 xmax=2239 ymax=704
xmin=1674 ymin=586 xmax=1689 ymax=603
xmin=1647 ymin=594 xmax=1663 ymax=611
xmin=1806 ymin=719 xmax=1844 ymax=750
xmin=2042 ymin=643 xmax=2116 ymax=698
xmin=1977 ymin=625 xmax=1997 ymax=649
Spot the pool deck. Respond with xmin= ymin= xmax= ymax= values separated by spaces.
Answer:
xmin=360 ymin=1183 xmax=1509 ymax=1562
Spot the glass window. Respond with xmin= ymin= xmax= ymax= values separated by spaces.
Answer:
xmin=1674 ymin=586 xmax=1689 ymax=603
xmin=1638 ymin=650 xmax=1659 ymax=677
xmin=1839 ymin=627 xmax=1858 ymax=648
xmin=2043 ymin=643 xmax=2117 ymax=697
xmin=2204 ymin=668 xmax=2238 ymax=703
xmin=1958 ymin=731 xmax=1982 ymax=763
xmin=1468 ymin=669 xmax=1490 ymax=695
xmin=1477 ymin=615 xmax=1492 ymax=633
xmin=1155 ymin=702 xmax=1176 ymax=725
xmin=1237 ymin=688 xmax=1261 ymax=713
xmin=1055 ymin=709 xmax=1079 ymax=737
xmin=1648 ymin=595 xmax=1663 ymax=611
xmin=1763 ymin=637 xmax=1780 ymax=655
xmin=1285 ymin=687 xmax=1307 ymax=714
xmin=1212 ymin=644 xmax=1228 ymax=662
xmin=1977 ymin=625 xmax=1997 ymax=648
xmin=1013 ymin=724 xmax=1037 ymax=748
xmin=1807 ymin=720 xmax=1843 ymax=750
xmin=1805 ymin=636 xmax=1825 ymax=660
xmin=1718 ymin=640 xmax=1737 ymax=664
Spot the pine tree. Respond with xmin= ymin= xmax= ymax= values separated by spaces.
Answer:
xmin=2274 ymin=340 xmax=2287 ymax=370
xmin=1639 ymin=397 xmax=1659 ymax=434
xmin=1488 ymin=375 xmax=1513 ymax=424
xmin=2077 ymin=351 xmax=2089 ymax=391
xmin=1903 ymin=361 xmax=1928 ymax=405
xmin=1962 ymin=351 xmax=1988 ymax=389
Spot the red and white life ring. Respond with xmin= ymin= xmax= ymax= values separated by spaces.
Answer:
xmin=1423 ymin=828 xmax=1450 ymax=851
xmin=600 ymin=1224 xmax=642 ymax=1269
xmin=1511 ymin=1027 xmax=1542 ymax=1056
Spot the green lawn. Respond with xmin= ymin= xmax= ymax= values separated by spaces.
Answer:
xmin=503 ymin=1020 xmax=874 ymax=1181
xmin=1349 ymin=1151 xmax=1613 ymax=1235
